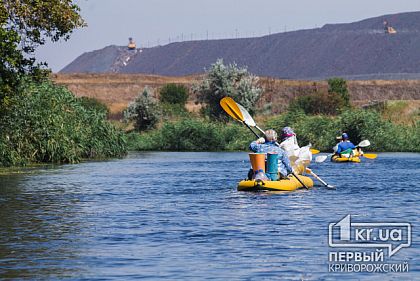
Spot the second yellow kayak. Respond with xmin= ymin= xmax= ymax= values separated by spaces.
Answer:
xmin=331 ymin=155 xmax=361 ymax=163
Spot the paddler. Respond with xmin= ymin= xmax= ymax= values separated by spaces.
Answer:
xmin=249 ymin=129 xmax=293 ymax=179
xmin=335 ymin=133 xmax=363 ymax=157
xmin=279 ymin=126 xmax=300 ymax=158
xmin=279 ymin=126 xmax=312 ymax=174
xmin=333 ymin=135 xmax=343 ymax=153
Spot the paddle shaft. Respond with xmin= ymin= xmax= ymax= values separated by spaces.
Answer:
xmin=244 ymin=121 xmax=260 ymax=139
xmin=291 ymin=171 xmax=309 ymax=189
xmin=306 ymin=168 xmax=334 ymax=188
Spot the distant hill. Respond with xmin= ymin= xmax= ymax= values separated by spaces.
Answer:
xmin=61 ymin=11 xmax=420 ymax=80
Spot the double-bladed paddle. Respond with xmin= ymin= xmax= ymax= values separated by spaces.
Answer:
xmin=220 ymin=97 xmax=329 ymax=190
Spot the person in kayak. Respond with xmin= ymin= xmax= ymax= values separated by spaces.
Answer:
xmin=279 ymin=126 xmax=312 ymax=174
xmin=279 ymin=126 xmax=300 ymax=159
xmin=249 ymin=129 xmax=293 ymax=178
xmin=333 ymin=135 xmax=343 ymax=153
xmin=335 ymin=133 xmax=356 ymax=157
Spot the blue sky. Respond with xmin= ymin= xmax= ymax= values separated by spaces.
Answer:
xmin=35 ymin=0 xmax=420 ymax=72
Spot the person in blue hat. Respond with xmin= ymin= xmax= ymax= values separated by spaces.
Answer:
xmin=335 ymin=133 xmax=356 ymax=156
xmin=249 ymin=129 xmax=293 ymax=179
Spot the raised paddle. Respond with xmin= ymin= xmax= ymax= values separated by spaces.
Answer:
xmin=220 ymin=97 xmax=260 ymax=139
xmin=357 ymin=140 xmax=371 ymax=148
xmin=225 ymin=98 xmax=322 ymax=155
xmin=220 ymin=97 xmax=312 ymax=190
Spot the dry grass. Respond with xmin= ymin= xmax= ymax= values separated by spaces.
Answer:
xmin=52 ymin=73 xmax=420 ymax=117
xmin=382 ymin=100 xmax=420 ymax=125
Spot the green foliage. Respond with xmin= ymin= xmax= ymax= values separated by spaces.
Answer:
xmin=127 ymin=107 xmax=419 ymax=152
xmin=289 ymin=91 xmax=346 ymax=115
xmin=194 ymin=59 xmax=263 ymax=121
xmin=328 ymin=77 xmax=350 ymax=107
xmin=265 ymin=112 xmax=338 ymax=150
xmin=265 ymin=109 xmax=420 ymax=152
xmin=0 ymin=0 xmax=84 ymax=99
xmin=127 ymin=119 xmax=253 ymax=151
xmin=160 ymin=103 xmax=191 ymax=120
xmin=0 ymin=79 xmax=126 ymax=166
xmin=159 ymin=119 xmax=226 ymax=151
xmin=77 ymin=96 xmax=109 ymax=115
xmin=126 ymin=131 xmax=160 ymax=151
xmin=124 ymin=87 xmax=161 ymax=131
xmin=337 ymin=109 xmax=419 ymax=152
xmin=159 ymin=83 xmax=189 ymax=105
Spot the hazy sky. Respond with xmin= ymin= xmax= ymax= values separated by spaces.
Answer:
xmin=35 ymin=0 xmax=420 ymax=72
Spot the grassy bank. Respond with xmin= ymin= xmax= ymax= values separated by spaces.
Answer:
xmin=126 ymin=119 xmax=254 ymax=151
xmin=127 ymin=107 xmax=419 ymax=152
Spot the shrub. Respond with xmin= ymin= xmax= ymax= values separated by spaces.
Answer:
xmin=265 ymin=109 xmax=420 ymax=152
xmin=194 ymin=59 xmax=263 ymax=121
xmin=265 ymin=111 xmax=338 ymax=150
xmin=289 ymin=91 xmax=346 ymax=115
xmin=159 ymin=119 xmax=225 ymax=151
xmin=126 ymin=119 xmax=254 ymax=151
xmin=159 ymin=83 xmax=189 ymax=105
xmin=328 ymin=77 xmax=350 ymax=107
xmin=126 ymin=131 xmax=160 ymax=151
xmin=336 ymin=109 xmax=420 ymax=152
xmin=160 ymin=103 xmax=190 ymax=120
xmin=0 ymin=79 xmax=126 ymax=166
xmin=124 ymin=87 xmax=161 ymax=131
xmin=77 ymin=96 xmax=109 ymax=115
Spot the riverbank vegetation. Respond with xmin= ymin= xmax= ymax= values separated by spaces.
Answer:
xmin=125 ymin=66 xmax=419 ymax=152
xmin=0 ymin=1 xmax=126 ymax=167
xmin=0 ymin=79 xmax=126 ymax=166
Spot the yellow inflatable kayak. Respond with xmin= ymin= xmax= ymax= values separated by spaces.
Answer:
xmin=237 ymin=175 xmax=314 ymax=191
xmin=331 ymin=155 xmax=361 ymax=163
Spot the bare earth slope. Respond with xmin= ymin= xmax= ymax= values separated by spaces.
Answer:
xmin=61 ymin=12 xmax=420 ymax=80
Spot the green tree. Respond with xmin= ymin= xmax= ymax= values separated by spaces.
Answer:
xmin=78 ymin=96 xmax=110 ymax=115
xmin=159 ymin=83 xmax=189 ymax=105
xmin=194 ymin=59 xmax=263 ymax=121
xmin=327 ymin=77 xmax=350 ymax=107
xmin=0 ymin=0 xmax=84 ymax=98
xmin=289 ymin=91 xmax=346 ymax=115
xmin=124 ymin=87 xmax=161 ymax=131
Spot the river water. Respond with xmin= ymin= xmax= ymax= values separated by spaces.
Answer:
xmin=0 ymin=152 xmax=419 ymax=280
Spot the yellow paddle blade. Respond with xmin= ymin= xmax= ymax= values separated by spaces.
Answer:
xmin=363 ymin=153 xmax=377 ymax=159
xmin=219 ymin=97 xmax=244 ymax=122
xmin=310 ymin=149 xmax=320 ymax=154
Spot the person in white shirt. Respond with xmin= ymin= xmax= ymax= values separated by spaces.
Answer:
xmin=279 ymin=127 xmax=312 ymax=174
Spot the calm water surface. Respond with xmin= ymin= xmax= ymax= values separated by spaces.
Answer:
xmin=0 ymin=152 xmax=419 ymax=280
